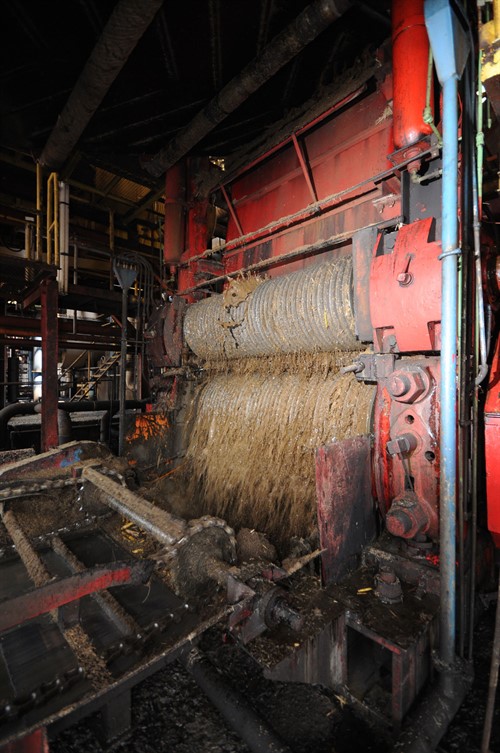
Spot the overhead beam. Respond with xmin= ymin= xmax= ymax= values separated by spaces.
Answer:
xmin=0 ymin=315 xmax=122 ymax=341
xmin=130 ymin=0 xmax=352 ymax=222
xmin=0 ymin=151 xmax=150 ymax=213
xmin=38 ymin=0 xmax=164 ymax=171
xmin=124 ymin=186 xmax=165 ymax=223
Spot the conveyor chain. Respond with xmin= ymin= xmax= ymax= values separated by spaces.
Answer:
xmin=0 ymin=667 xmax=85 ymax=723
xmin=0 ymin=464 xmax=125 ymax=501
xmin=0 ymin=604 xmax=197 ymax=725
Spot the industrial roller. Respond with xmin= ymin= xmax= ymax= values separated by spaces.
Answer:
xmin=181 ymin=254 xmax=374 ymax=544
xmin=2 ymin=0 xmax=499 ymax=747
xmin=184 ymin=255 xmax=361 ymax=360
xmin=185 ymin=369 xmax=374 ymax=542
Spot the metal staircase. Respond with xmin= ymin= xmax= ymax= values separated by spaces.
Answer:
xmin=70 ymin=352 xmax=120 ymax=401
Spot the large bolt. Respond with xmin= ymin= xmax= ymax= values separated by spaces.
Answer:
xmin=374 ymin=567 xmax=403 ymax=604
xmin=386 ymin=493 xmax=429 ymax=539
xmin=386 ymin=433 xmax=418 ymax=457
xmin=397 ymin=272 xmax=413 ymax=286
xmin=389 ymin=374 xmax=411 ymax=397
xmin=387 ymin=367 xmax=429 ymax=404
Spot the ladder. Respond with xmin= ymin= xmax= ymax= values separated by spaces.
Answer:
xmin=70 ymin=352 xmax=121 ymax=401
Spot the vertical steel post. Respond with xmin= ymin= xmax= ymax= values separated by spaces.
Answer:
xmin=113 ymin=262 xmax=137 ymax=456
xmin=118 ymin=284 xmax=128 ymax=456
xmin=439 ymin=73 xmax=459 ymax=668
xmin=57 ymin=182 xmax=69 ymax=294
xmin=40 ymin=278 xmax=59 ymax=450
xmin=163 ymin=161 xmax=185 ymax=266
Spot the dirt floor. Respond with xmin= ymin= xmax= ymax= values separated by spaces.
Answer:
xmin=2 ymin=448 xmax=497 ymax=753
xmin=49 ymin=597 xmax=499 ymax=753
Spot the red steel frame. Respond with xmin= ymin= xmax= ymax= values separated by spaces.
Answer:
xmin=40 ymin=278 xmax=59 ymax=451
xmin=370 ymin=218 xmax=442 ymax=353
xmin=174 ymin=77 xmax=402 ymax=296
xmin=485 ymin=337 xmax=500 ymax=547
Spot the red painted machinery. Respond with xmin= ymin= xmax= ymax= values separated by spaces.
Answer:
xmin=0 ymin=1 xmax=499 ymax=752
xmin=146 ymin=0 xmax=499 ymax=744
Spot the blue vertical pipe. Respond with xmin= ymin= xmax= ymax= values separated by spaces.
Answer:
xmin=439 ymin=73 xmax=459 ymax=669
xmin=425 ymin=0 xmax=469 ymax=678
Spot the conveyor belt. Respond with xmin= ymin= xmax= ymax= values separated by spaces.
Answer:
xmin=0 ymin=473 xmax=216 ymax=747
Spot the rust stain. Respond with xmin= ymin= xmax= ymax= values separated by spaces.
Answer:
xmin=126 ymin=413 xmax=170 ymax=443
xmin=156 ymin=461 xmax=186 ymax=481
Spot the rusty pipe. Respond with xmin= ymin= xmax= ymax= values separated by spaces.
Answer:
xmin=57 ymin=409 xmax=73 ymax=446
xmin=392 ymin=0 xmax=433 ymax=169
xmin=0 ymin=403 xmax=37 ymax=450
xmin=38 ymin=0 xmax=164 ymax=171
xmin=142 ymin=0 xmax=353 ymax=179
xmin=182 ymin=648 xmax=293 ymax=753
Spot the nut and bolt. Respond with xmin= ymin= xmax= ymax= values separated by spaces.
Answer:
xmin=386 ymin=433 xmax=418 ymax=457
xmin=374 ymin=567 xmax=403 ymax=604
xmin=387 ymin=366 xmax=429 ymax=403
xmin=397 ymin=272 xmax=413 ymax=286
xmin=389 ymin=374 xmax=411 ymax=397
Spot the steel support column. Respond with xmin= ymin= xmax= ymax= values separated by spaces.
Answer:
xmin=40 ymin=278 xmax=59 ymax=450
xmin=113 ymin=261 xmax=137 ymax=457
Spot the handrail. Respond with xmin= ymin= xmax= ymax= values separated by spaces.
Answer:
xmin=46 ymin=172 xmax=59 ymax=266
xmin=36 ymin=163 xmax=42 ymax=262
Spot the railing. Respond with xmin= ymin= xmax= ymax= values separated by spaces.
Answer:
xmin=70 ymin=352 xmax=121 ymax=401
xmin=46 ymin=171 xmax=59 ymax=266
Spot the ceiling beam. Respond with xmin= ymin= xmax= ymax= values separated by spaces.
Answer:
xmin=140 ymin=0 xmax=353 ymax=181
xmin=155 ymin=9 xmax=179 ymax=82
xmin=38 ymin=0 xmax=165 ymax=172
xmin=0 ymin=150 xmax=154 ymax=215
xmin=208 ymin=0 xmax=223 ymax=91
xmin=125 ymin=0 xmax=353 ymax=223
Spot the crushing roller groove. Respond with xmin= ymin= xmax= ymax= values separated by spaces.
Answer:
xmin=183 ymin=256 xmax=361 ymax=359
xmin=185 ymin=371 xmax=375 ymax=540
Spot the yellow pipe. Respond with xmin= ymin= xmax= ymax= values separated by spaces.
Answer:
xmin=46 ymin=176 xmax=52 ymax=265
xmin=46 ymin=172 xmax=59 ymax=266
xmin=36 ymin=163 xmax=42 ymax=262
